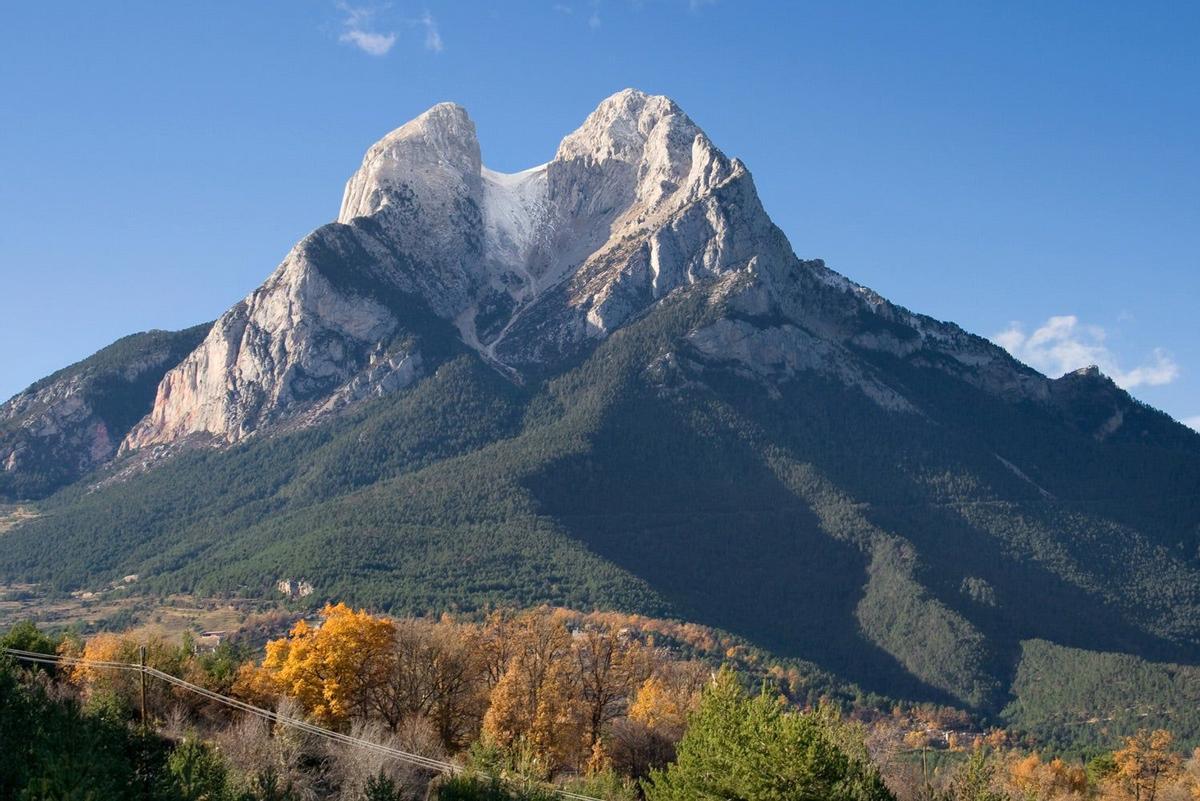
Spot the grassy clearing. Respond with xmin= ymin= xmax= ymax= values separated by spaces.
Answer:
xmin=0 ymin=504 xmax=38 ymax=534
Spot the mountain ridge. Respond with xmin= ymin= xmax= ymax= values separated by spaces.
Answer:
xmin=121 ymin=90 xmax=1092 ymax=452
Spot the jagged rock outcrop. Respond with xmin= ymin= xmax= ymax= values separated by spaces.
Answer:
xmin=122 ymin=231 xmax=416 ymax=449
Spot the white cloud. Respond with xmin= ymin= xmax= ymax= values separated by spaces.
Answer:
xmin=337 ymin=3 xmax=397 ymax=55
xmin=1184 ymin=416 xmax=1200 ymax=433
xmin=420 ymin=11 xmax=443 ymax=52
xmin=992 ymin=314 xmax=1180 ymax=389
xmin=340 ymin=28 xmax=397 ymax=55
xmin=334 ymin=4 xmax=443 ymax=56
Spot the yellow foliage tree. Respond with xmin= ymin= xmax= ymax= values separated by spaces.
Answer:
xmin=69 ymin=633 xmax=186 ymax=720
xmin=262 ymin=603 xmax=395 ymax=728
xmin=481 ymin=609 xmax=584 ymax=774
xmin=1008 ymin=752 xmax=1088 ymax=800
xmin=69 ymin=632 xmax=125 ymax=691
xmin=1104 ymin=730 xmax=1182 ymax=801
xmin=627 ymin=661 xmax=706 ymax=743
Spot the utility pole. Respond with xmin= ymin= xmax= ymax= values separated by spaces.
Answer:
xmin=139 ymin=644 xmax=147 ymax=727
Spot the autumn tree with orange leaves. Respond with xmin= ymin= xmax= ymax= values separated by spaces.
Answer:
xmin=69 ymin=632 xmax=187 ymax=719
xmin=262 ymin=603 xmax=395 ymax=728
xmin=1007 ymin=752 xmax=1088 ymax=800
xmin=1101 ymin=730 xmax=1182 ymax=801
xmin=480 ymin=610 xmax=586 ymax=774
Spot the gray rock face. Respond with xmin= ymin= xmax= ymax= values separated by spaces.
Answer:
xmin=0 ymin=325 xmax=210 ymax=498
xmin=117 ymin=89 xmax=1098 ymax=453
xmin=1 ymin=388 xmax=112 ymax=471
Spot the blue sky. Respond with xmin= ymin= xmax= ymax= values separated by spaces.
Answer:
xmin=1 ymin=1 xmax=1197 ymax=427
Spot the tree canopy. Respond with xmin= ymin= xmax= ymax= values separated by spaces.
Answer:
xmin=645 ymin=668 xmax=894 ymax=801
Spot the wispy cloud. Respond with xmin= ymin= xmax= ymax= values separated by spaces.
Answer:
xmin=554 ymin=0 xmax=712 ymax=29
xmin=992 ymin=315 xmax=1180 ymax=389
xmin=340 ymin=28 xmax=398 ymax=55
xmin=419 ymin=10 xmax=443 ymax=52
xmin=1184 ymin=416 xmax=1200 ymax=433
xmin=335 ymin=3 xmax=443 ymax=56
xmin=338 ymin=3 xmax=397 ymax=55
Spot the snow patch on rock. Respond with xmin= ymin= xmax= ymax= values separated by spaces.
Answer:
xmin=480 ymin=164 xmax=549 ymax=283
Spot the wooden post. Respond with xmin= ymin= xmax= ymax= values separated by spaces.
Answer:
xmin=139 ymin=644 xmax=147 ymax=727
xmin=921 ymin=744 xmax=930 ymax=801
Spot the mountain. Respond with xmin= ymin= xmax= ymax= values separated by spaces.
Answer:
xmin=3 ymin=90 xmax=1199 ymax=738
xmin=120 ymin=92 xmax=779 ymax=448
xmin=0 ymin=324 xmax=210 ymax=499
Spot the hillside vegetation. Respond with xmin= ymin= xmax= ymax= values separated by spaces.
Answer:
xmin=8 ymin=613 xmax=1200 ymax=801
xmin=1 ymin=283 xmax=1199 ymax=746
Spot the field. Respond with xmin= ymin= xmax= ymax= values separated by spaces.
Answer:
xmin=0 ymin=504 xmax=38 ymax=535
xmin=0 ymin=582 xmax=280 ymax=643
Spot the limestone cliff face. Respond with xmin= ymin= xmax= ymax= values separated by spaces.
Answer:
xmin=122 ymin=104 xmax=487 ymax=449
xmin=120 ymin=89 xmax=787 ymax=448
xmin=122 ymin=235 xmax=407 ymax=449
xmin=117 ymin=89 xmax=1113 ymax=453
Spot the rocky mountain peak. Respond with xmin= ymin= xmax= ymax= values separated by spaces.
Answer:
xmin=338 ymin=101 xmax=482 ymax=225
xmin=549 ymin=88 xmax=738 ymax=225
xmin=117 ymin=90 xmax=776 ymax=449
xmin=555 ymin=89 xmax=688 ymax=163
xmin=1067 ymin=364 xmax=1104 ymax=380
xmin=113 ymin=89 xmax=1126 ymax=456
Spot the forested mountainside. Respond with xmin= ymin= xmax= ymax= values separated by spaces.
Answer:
xmin=2 ymin=91 xmax=1198 ymax=747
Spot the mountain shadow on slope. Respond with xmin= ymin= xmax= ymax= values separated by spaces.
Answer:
xmin=0 ymin=324 xmax=211 ymax=500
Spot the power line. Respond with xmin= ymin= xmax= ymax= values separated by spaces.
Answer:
xmin=1 ymin=647 xmax=605 ymax=801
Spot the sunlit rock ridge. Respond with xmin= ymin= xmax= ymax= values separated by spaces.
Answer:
xmin=120 ymin=90 xmax=1133 ymax=450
